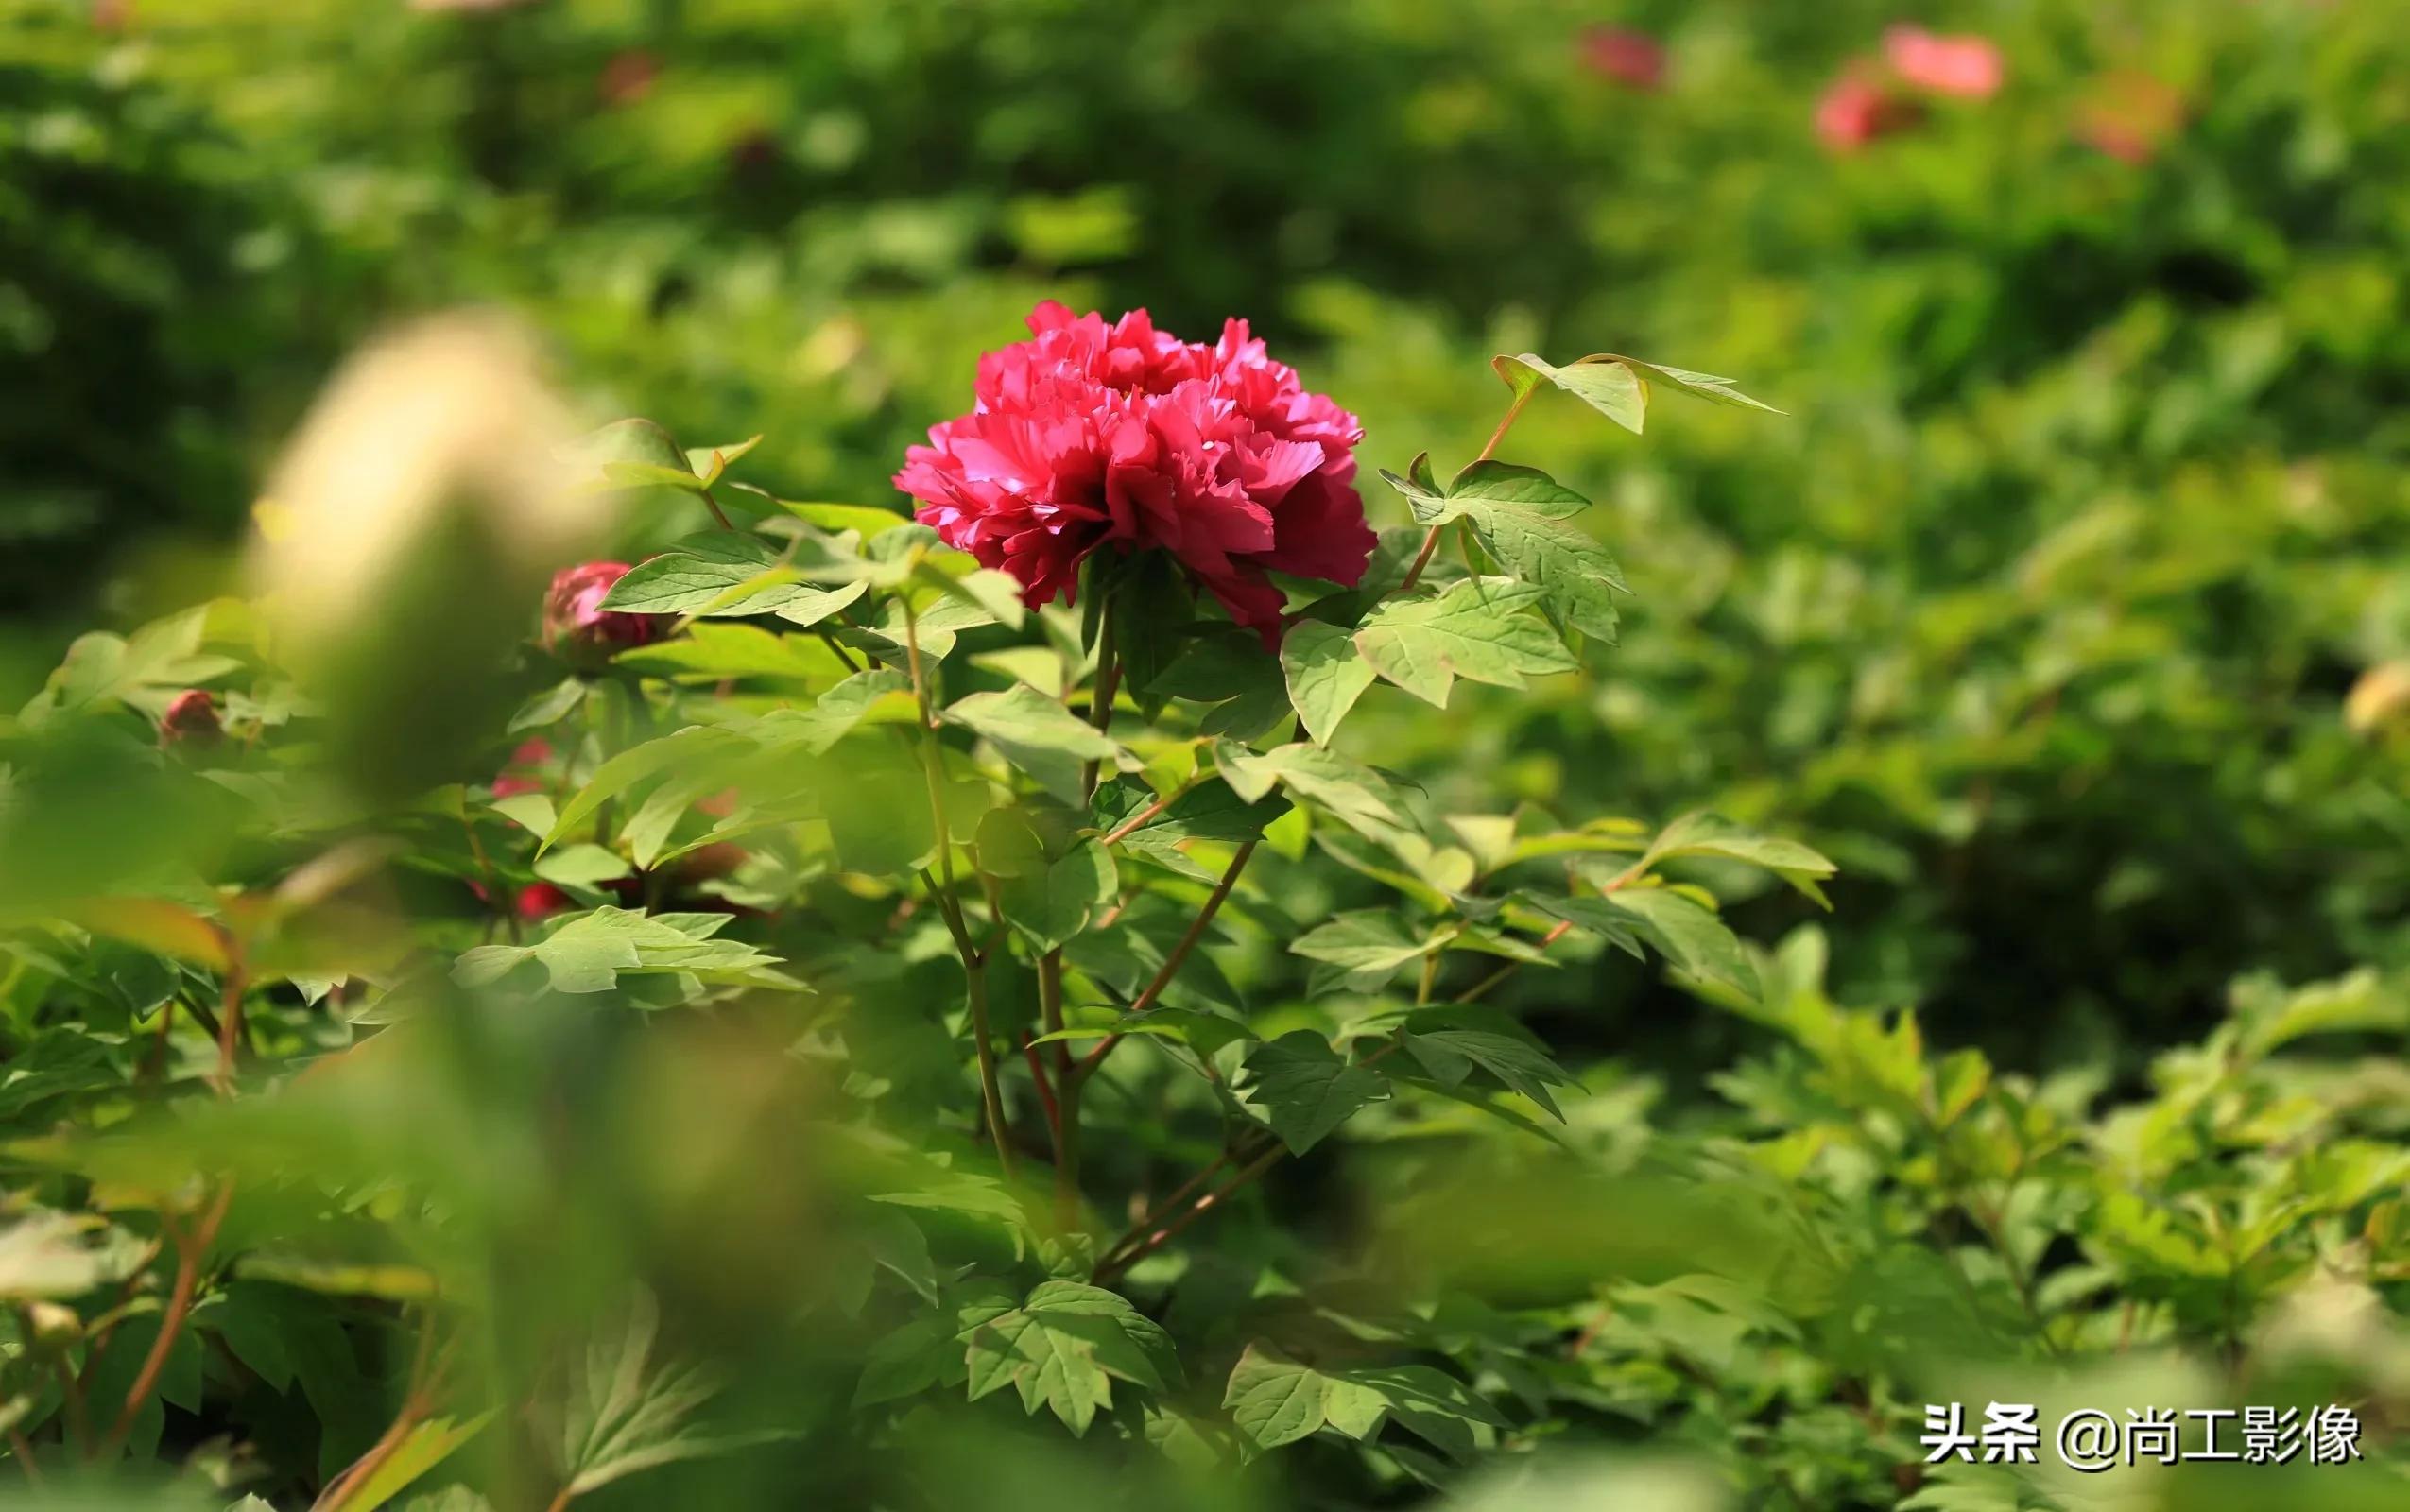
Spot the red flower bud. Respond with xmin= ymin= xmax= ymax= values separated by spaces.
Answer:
xmin=515 ymin=882 xmax=575 ymax=921
xmin=159 ymin=689 xmax=223 ymax=748
xmin=542 ymin=562 xmax=663 ymax=665
xmin=1578 ymin=27 xmax=1665 ymax=91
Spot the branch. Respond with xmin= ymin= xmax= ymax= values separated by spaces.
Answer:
xmin=101 ymin=1184 xmax=233 ymax=1456
xmin=1093 ymin=1143 xmax=1283 ymax=1285
xmin=1077 ymin=839 xmax=1257 ymax=1078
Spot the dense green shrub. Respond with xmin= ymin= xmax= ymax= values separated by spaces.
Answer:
xmin=6 ymin=1 xmax=2410 ymax=1506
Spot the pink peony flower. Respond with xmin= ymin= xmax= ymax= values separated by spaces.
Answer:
xmin=1816 ymin=69 xmax=1915 ymax=151
xmin=597 ymin=49 xmax=660 ymax=108
xmin=491 ymin=737 xmax=554 ymax=799
xmin=1883 ymin=26 xmax=2004 ymax=99
xmin=542 ymin=562 xmax=663 ymax=662
xmin=2079 ymin=72 xmax=2184 ymax=164
xmin=894 ymin=301 xmax=1374 ymax=639
xmin=514 ymin=882 xmax=575 ymax=921
xmin=159 ymin=689 xmax=222 ymax=747
xmin=1578 ymin=26 xmax=1665 ymax=91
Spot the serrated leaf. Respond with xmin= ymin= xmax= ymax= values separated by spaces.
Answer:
xmin=976 ymin=806 xmax=1117 ymax=953
xmin=1221 ymin=1342 xmax=1501 ymax=1458
xmin=1434 ymin=464 xmax=1625 ymax=641
xmin=1494 ymin=351 xmax=1780 ymax=435
xmin=543 ymin=727 xmax=751 ymax=849
xmin=1644 ymin=812 xmax=1837 ymax=908
xmin=453 ymin=906 xmax=797 ymax=996
xmin=961 ymin=1281 xmax=1181 ymax=1436
xmin=547 ymin=1294 xmax=787 ymax=1499
xmin=1242 ymin=1032 xmax=1390 ymax=1154
xmin=944 ymin=685 xmax=1121 ymax=804
xmin=1353 ymin=579 xmax=1577 ymax=707
xmin=1281 ymin=619 xmax=1378 ymax=745
xmin=1601 ymin=888 xmax=1759 ymax=999
xmin=1399 ymin=1029 xmax=1578 ymax=1119
xmin=1291 ymin=911 xmax=1443 ymax=992
xmin=1214 ymin=743 xmax=1418 ymax=851
xmin=601 ymin=533 xmax=869 ymax=622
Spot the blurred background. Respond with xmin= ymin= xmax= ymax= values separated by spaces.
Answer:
xmin=9 ymin=0 xmax=2410 ymax=1125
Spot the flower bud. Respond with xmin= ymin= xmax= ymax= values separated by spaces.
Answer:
xmin=515 ymin=882 xmax=575 ymax=921
xmin=542 ymin=562 xmax=663 ymax=666
xmin=25 ymin=1301 xmax=83 ymax=1355
xmin=159 ymin=689 xmax=223 ymax=748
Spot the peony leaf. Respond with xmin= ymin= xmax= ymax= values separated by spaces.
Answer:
xmin=944 ymin=685 xmax=1121 ymax=804
xmin=1241 ymin=1032 xmax=1390 ymax=1154
xmin=1352 ymin=578 xmax=1577 ymax=708
xmin=1280 ymin=619 xmax=1378 ymax=745
xmin=1493 ymin=352 xmax=1781 ymax=435
xmin=1435 ymin=463 xmax=1626 ymax=642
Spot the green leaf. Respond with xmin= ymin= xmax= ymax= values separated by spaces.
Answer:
xmin=532 ymin=844 xmax=633 ymax=890
xmin=1493 ymin=351 xmax=1780 ymax=435
xmin=562 ymin=419 xmax=693 ymax=487
xmin=752 ymin=668 xmax=916 ymax=755
xmin=453 ymin=907 xmax=799 ymax=996
xmin=1241 ymin=1032 xmax=1390 ymax=1154
xmin=1644 ymin=812 xmax=1838 ymax=907
xmin=773 ymin=500 xmax=918 ymax=539
xmin=600 ymin=533 xmax=869 ymax=624
xmin=944 ymin=685 xmax=1121 ymax=804
xmin=614 ymin=624 xmax=850 ymax=685
xmin=683 ymin=435 xmax=762 ymax=480
xmin=961 ymin=1280 xmax=1181 ymax=1436
xmin=543 ymin=727 xmax=751 ymax=849
xmin=1221 ymin=1343 xmax=1501 ymax=1458
xmin=1602 ymin=887 xmax=1759 ymax=999
xmin=1215 ymin=743 xmax=1418 ymax=851
xmin=1431 ymin=463 xmax=1626 ymax=641
xmin=1150 ymin=628 xmax=1290 ymax=741
xmin=548 ymin=1294 xmax=787 ymax=1499
xmin=1353 ymin=578 xmax=1578 ymax=707
xmin=336 ymin=1412 xmax=492 ymax=1512
xmin=1280 ymin=619 xmax=1377 ymax=745
xmin=1291 ymin=911 xmax=1444 ymax=992
xmin=975 ymin=806 xmax=1118 ymax=953
xmin=1398 ymin=1029 xmax=1579 ymax=1119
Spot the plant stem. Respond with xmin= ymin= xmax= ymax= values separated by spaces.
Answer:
xmin=1400 ymin=384 xmax=1535 ymax=594
xmin=213 ymin=965 xmax=246 ymax=1095
xmin=1078 ymin=839 xmax=1257 ymax=1077
xmin=1082 ymin=595 xmax=1119 ymax=797
xmin=903 ymin=600 xmax=1016 ymax=1182
xmin=1093 ymin=1143 xmax=1284 ymax=1285
xmin=6 ymin=1426 xmax=40 ymax=1486
xmin=1040 ymin=949 xmax=1080 ymax=1228
xmin=1093 ymin=1149 xmax=1234 ymax=1275
xmin=1099 ymin=792 xmax=1172 ymax=847
xmin=697 ymin=484 xmax=735 ymax=532
xmin=102 ymin=1184 xmax=233 ymax=1456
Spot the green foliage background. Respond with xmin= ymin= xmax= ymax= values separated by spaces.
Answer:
xmin=5 ymin=1 xmax=2410 ymax=1508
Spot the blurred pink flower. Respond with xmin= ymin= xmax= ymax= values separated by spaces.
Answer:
xmin=1816 ymin=70 xmax=1914 ymax=152
xmin=895 ymin=301 xmax=1373 ymax=639
xmin=159 ymin=689 xmax=222 ymax=748
xmin=598 ymin=50 xmax=660 ymax=108
xmin=515 ymin=882 xmax=574 ymax=921
xmin=1883 ymin=26 xmax=2004 ymax=99
xmin=491 ymin=737 xmax=554 ymax=799
xmin=2079 ymin=72 xmax=2184 ymax=163
xmin=1578 ymin=26 xmax=1666 ymax=91
xmin=542 ymin=562 xmax=663 ymax=662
